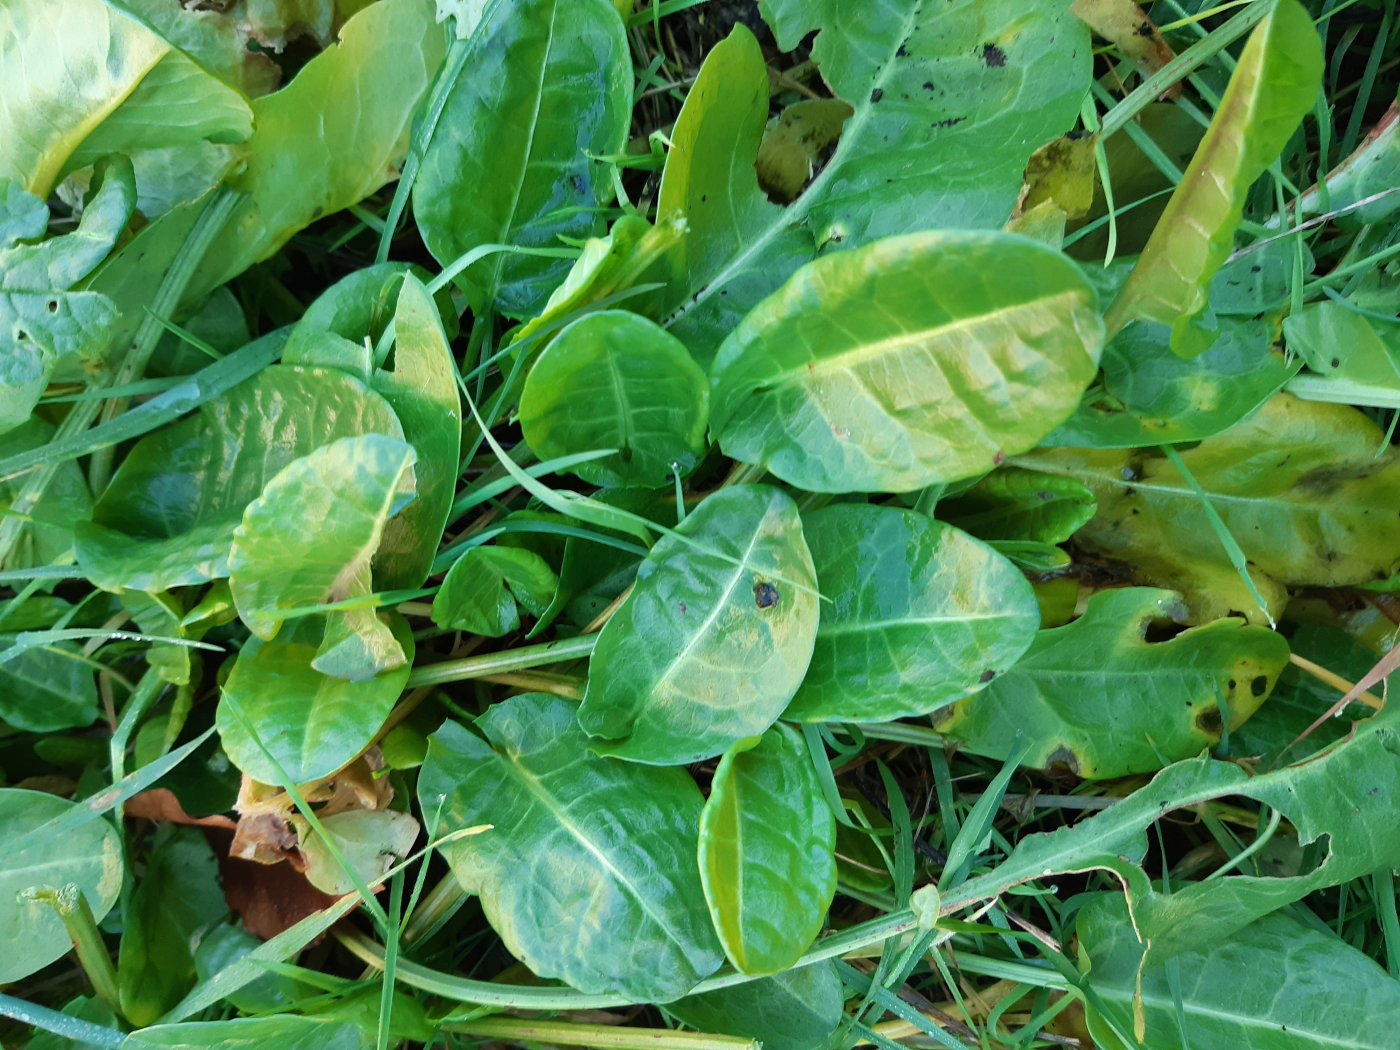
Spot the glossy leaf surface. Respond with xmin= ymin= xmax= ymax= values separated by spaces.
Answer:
xmin=77 ymin=366 xmax=404 ymax=594
xmin=372 ymin=273 xmax=463 ymax=589
xmin=216 ymin=612 xmax=414 ymax=783
xmin=709 ymin=231 xmax=1104 ymax=493
xmin=418 ymin=695 xmax=724 ymax=1000
xmin=698 ymin=724 xmax=836 ymax=975
xmin=0 ymin=636 xmax=100 ymax=732
xmin=1025 ymin=393 xmax=1400 ymax=623
xmin=413 ymin=0 xmax=631 ymax=316
xmin=431 ymin=545 xmax=558 ymax=636
xmin=785 ymin=504 xmax=1040 ymax=723
xmin=936 ymin=588 xmax=1290 ymax=778
xmin=0 ymin=789 xmax=122 ymax=983
xmin=520 ymin=310 xmax=709 ymax=489
xmin=1104 ymin=0 xmax=1323 ymax=356
xmin=579 ymin=485 xmax=818 ymax=765
xmin=229 ymin=434 xmax=417 ymax=640
xmin=938 ymin=467 xmax=1097 ymax=544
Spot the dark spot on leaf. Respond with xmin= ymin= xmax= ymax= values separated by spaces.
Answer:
xmin=1196 ymin=707 xmax=1223 ymax=734
xmin=1227 ymin=679 xmax=1236 ymax=690
xmin=1251 ymin=675 xmax=1268 ymax=697
xmin=896 ymin=44 xmax=908 ymax=57
xmin=1332 ymin=358 xmax=1340 ymax=368
xmin=701 ymin=194 xmax=707 ymax=203
xmin=311 ymin=206 xmax=323 ymax=219
xmin=14 ymin=329 xmax=27 ymax=341
xmin=572 ymin=175 xmax=587 ymax=195
xmin=993 ymin=450 xmax=1005 ymax=465
xmin=1037 ymin=491 xmax=1053 ymax=500
xmin=1044 ymin=747 xmax=1079 ymax=777
xmin=870 ymin=88 xmax=883 ymax=102
xmin=933 ymin=117 xmax=965 ymax=128
xmin=979 ymin=669 xmax=996 ymax=683
xmin=1137 ymin=21 xmax=1154 ymax=37
xmin=754 ymin=582 xmax=779 ymax=609
xmin=678 ymin=601 xmax=686 ymax=615
xmin=1250 ymin=265 xmax=1261 ymax=273
xmin=982 ymin=43 xmax=1006 ymax=67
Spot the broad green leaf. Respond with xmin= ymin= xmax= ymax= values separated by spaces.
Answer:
xmin=418 ymin=695 xmax=724 ymax=1000
xmin=666 ymin=962 xmax=845 ymax=1050
xmin=297 ymin=987 xmax=433 ymax=1044
xmin=937 ymin=588 xmax=1290 ymax=779
xmin=1024 ymin=393 xmax=1400 ymax=623
xmin=0 ymin=637 xmax=100 ymax=732
xmin=0 ymin=159 xmax=135 ymax=433
xmin=76 ymin=366 xmax=404 ymax=593
xmin=228 ymin=434 xmax=417 ymax=640
xmin=519 ymin=310 xmax=709 ymax=489
xmin=431 ymin=545 xmax=558 ymax=636
xmin=579 ymin=485 xmax=818 ymax=766
xmin=186 ymin=0 xmax=447 ymax=301
xmin=1103 ymin=0 xmax=1323 ymax=357
xmin=372 ymin=273 xmax=463 ymax=589
xmin=64 ymin=49 xmax=252 ymax=173
xmin=1078 ymin=896 xmax=1400 ymax=1050
xmin=0 ymin=0 xmax=168 ymax=196
xmin=1283 ymin=299 xmax=1400 ymax=389
xmin=0 ymin=182 xmax=48 ymax=248
xmin=938 ymin=467 xmax=1096 ymax=544
xmin=698 ymin=724 xmax=836 ymax=975
xmin=193 ymin=926 xmax=298 ymax=1014
xmin=289 ymin=810 xmax=420 ymax=896
xmin=1210 ymin=239 xmax=1313 ymax=316
xmin=118 ymin=826 xmax=228 ymax=1027
xmin=98 ymin=0 xmax=282 ymax=98
xmin=709 ymin=231 xmax=1104 ymax=493
xmin=0 ymin=788 xmax=122 ymax=983
xmin=413 ymin=0 xmax=631 ymax=317
xmin=0 ymin=418 xmax=93 ymax=571
xmin=217 ymin=611 xmax=414 ymax=784
xmin=284 ymin=263 xmax=414 ymax=373
xmin=784 ymin=504 xmax=1040 ymax=723
xmin=658 ymin=4 xmax=1091 ymax=361
xmin=125 ymin=1017 xmax=370 ymax=1050
xmin=1045 ymin=316 xmax=1298 ymax=448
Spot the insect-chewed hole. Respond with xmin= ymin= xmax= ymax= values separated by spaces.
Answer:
xmin=1196 ymin=707 xmax=1223 ymax=734
xmin=1251 ymin=675 xmax=1268 ymax=697
xmin=753 ymin=582 xmax=779 ymax=609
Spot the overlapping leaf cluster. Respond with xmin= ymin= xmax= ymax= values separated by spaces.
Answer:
xmin=2 ymin=2 xmax=1400 ymax=1050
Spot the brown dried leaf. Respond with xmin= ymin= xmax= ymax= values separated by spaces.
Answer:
xmin=124 ymin=788 xmax=237 ymax=828
xmin=1070 ymin=0 xmax=1180 ymax=99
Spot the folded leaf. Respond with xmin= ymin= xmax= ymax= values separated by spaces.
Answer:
xmin=938 ymin=467 xmax=1097 ymax=544
xmin=1103 ymin=0 xmax=1323 ymax=356
xmin=785 ymin=504 xmax=1040 ymax=723
xmin=936 ymin=587 xmax=1290 ymax=778
xmin=431 ymin=545 xmax=558 ymax=636
xmin=709 ymin=230 xmax=1104 ymax=493
xmin=519 ymin=310 xmax=709 ymax=489
xmin=418 ymin=695 xmax=724 ymax=1000
xmin=698 ymin=725 xmax=836 ymax=975
xmin=579 ymin=484 xmax=818 ymax=766
xmin=413 ymin=0 xmax=631 ymax=316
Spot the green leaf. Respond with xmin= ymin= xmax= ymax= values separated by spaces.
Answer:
xmin=579 ymin=484 xmax=818 ymax=766
xmin=0 ymin=788 xmax=122 ymax=983
xmin=228 ymin=434 xmax=417 ymax=640
xmin=666 ymin=962 xmax=845 ymax=1050
xmin=0 ymin=0 xmax=168 ymax=197
xmin=1079 ymin=895 xmax=1400 ymax=1049
xmin=658 ymin=4 xmax=1091 ymax=361
xmin=117 ymin=826 xmax=228 ymax=1027
xmin=0 ymin=418 xmax=93 ymax=571
xmin=935 ymin=587 xmax=1290 ymax=779
xmin=709 ymin=231 xmax=1104 ymax=493
xmin=783 ymin=504 xmax=1040 ymax=723
xmin=1297 ymin=104 xmax=1400 ymax=229
xmin=1103 ymin=0 xmax=1323 ymax=357
xmin=1045 ymin=316 xmax=1298 ymax=448
xmin=938 ymin=467 xmax=1097 ymax=544
xmin=1284 ymin=300 xmax=1400 ymax=388
xmin=698 ymin=724 xmax=836 ymax=975
xmin=372 ymin=273 xmax=463 ymax=590
xmin=216 ymin=611 xmax=414 ymax=784
xmin=186 ymin=0 xmax=448 ymax=301
xmin=289 ymin=810 xmax=420 ymax=896
xmin=0 ymin=636 xmax=100 ymax=732
xmin=193 ymin=926 xmax=298 ymax=1015
xmin=418 ymin=695 xmax=724 ymax=1000
xmin=431 ymin=545 xmax=558 ymax=636
xmin=1023 ymin=393 xmax=1400 ymax=623
xmin=125 ymin=1017 xmax=371 ymax=1050
xmin=0 ymin=182 xmax=49 ymax=249
xmin=76 ymin=365 xmax=404 ymax=593
xmin=519 ymin=310 xmax=709 ymax=489
xmin=283 ymin=263 xmax=409 ymax=376
xmin=412 ymin=0 xmax=631 ymax=317
xmin=0 ymin=159 xmax=135 ymax=433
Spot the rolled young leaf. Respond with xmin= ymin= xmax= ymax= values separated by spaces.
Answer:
xmin=709 ymin=230 xmax=1104 ymax=493
xmin=698 ymin=724 xmax=836 ymax=975
xmin=1102 ymin=0 xmax=1323 ymax=357
xmin=579 ymin=484 xmax=818 ymax=766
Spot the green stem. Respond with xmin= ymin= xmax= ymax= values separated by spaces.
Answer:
xmin=1098 ymin=0 xmax=1275 ymax=140
xmin=404 ymin=635 xmax=598 ymax=688
xmin=20 ymin=885 xmax=122 ymax=1012
xmin=442 ymin=1018 xmax=758 ymax=1050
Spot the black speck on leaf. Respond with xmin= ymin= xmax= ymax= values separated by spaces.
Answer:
xmin=870 ymin=88 xmax=883 ymax=102
xmin=979 ymin=669 xmax=996 ymax=683
xmin=982 ymin=43 xmax=1006 ymax=66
